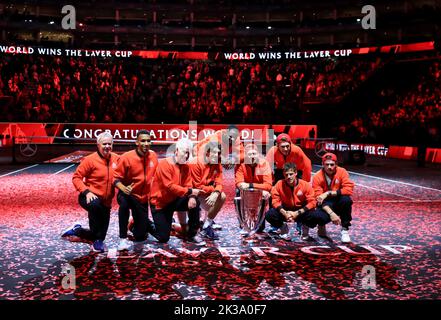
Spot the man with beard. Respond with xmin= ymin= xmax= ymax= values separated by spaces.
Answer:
xmin=63 ymin=132 xmax=119 ymax=253
xmin=113 ymin=130 xmax=158 ymax=250
xmin=312 ymin=153 xmax=355 ymax=243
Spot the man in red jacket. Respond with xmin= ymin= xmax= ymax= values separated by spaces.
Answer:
xmin=194 ymin=125 xmax=244 ymax=170
xmin=113 ymin=130 xmax=158 ymax=251
xmin=235 ymin=143 xmax=272 ymax=235
xmin=266 ymin=133 xmax=312 ymax=183
xmin=149 ymin=138 xmax=205 ymax=245
xmin=265 ymin=162 xmax=319 ymax=241
xmin=62 ymin=132 xmax=119 ymax=253
xmin=266 ymin=133 xmax=312 ymax=236
xmin=312 ymin=153 xmax=355 ymax=243
xmin=191 ymin=141 xmax=226 ymax=240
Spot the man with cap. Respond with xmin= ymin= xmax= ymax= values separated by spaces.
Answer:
xmin=266 ymin=133 xmax=312 ymax=183
xmin=266 ymin=133 xmax=312 ymax=236
xmin=312 ymin=152 xmax=355 ymax=243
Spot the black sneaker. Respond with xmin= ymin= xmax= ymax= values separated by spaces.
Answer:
xmin=91 ymin=240 xmax=105 ymax=253
xmin=61 ymin=223 xmax=81 ymax=237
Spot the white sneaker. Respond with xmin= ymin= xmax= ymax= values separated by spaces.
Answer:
xmin=341 ymin=229 xmax=351 ymax=243
xmin=117 ymin=238 xmax=132 ymax=251
xmin=301 ymin=225 xmax=312 ymax=241
xmin=187 ymin=234 xmax=206 ymax=246
xmin=318 ymin=225 xmax=328 ymax=238
xmin=239 ymin=229 xmax=249 ymax=237
xmin=279 ymin=223 xmax=291 ymax=241
xmin=212 ymin=221 xmax=222 ymax=230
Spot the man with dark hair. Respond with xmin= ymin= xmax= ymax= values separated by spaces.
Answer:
xmin=63 ymin=132 xmax=119 ymax=253
xmin=149 ymin=138 xmax=206 ymax=245
xmin=193 ymin=124 xmax=244 ymax=230
xmin=191 ymin=141 xmax=226 ymax=240
xmin=312 ymin=152 xmax=355 ymax=243
xmin=265 ymin=162 xmax=317 ymax=241
xmin=194 ymin=124 xmax=244 ymax=170
xmin=113 ymin=130 xmax=158 ymax=250
xmin=266 ymin=133 xmax=312 ymax=236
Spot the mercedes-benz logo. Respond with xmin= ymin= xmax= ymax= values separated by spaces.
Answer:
xmin=315 ymin=141 xmax=329 ymax=158
xmin=19 ymin=143 xmax=38 ymax=157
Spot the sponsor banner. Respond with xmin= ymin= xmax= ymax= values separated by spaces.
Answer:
xmin=322 ymin=141 xmax=441 ymax=163
xmin=324 ymin=142 xmax=389 ymax=156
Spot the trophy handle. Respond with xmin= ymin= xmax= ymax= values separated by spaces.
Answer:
xmin=234 ymin=196 xmax=243 ymax=227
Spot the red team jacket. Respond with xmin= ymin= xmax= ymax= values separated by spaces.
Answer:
xmin=271 ymin=179 xmax=317 ymax=211
xmin=150 ymin=157 xmax=193 ymax=209
xmin=190 ymin=161 xmax=223 ymax=194
xmin=72 ymin=151 xmax=120 ymax=207
xmin=312 ymin=166 xmax=355 ymax=197
xmin=266 ymin=143 xmax=312 ymax=182
xmin=235 ymin=158 xmax=272 ymax=191
xmin=113 ymin=149 xmax=158 ymax=203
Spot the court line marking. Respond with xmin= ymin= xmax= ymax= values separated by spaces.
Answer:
xmin=356 ymin=199 xmax=441 ymax=203
xmin=0 ymin=164 xmax=39 ymax=178
xmin=50 ymin=164 xmax=76 ymax=176
xmin=355 ymin=183 xmax=413 ymax=199
xmin=312 ymin=169 xmax=413 ymax=199
xmin=312 ymin=164 xmax=441 ymax=192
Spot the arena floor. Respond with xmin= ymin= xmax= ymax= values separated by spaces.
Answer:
xmin=0 ymin=157 xmax=440 ymax=300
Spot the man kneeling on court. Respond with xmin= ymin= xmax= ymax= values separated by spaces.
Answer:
xmin=265 ymin=162 xmax=317 ymax=241
xmin=149 ymin=138 xmax=206 ymax=245
xmin=312 ymin=152 xmax=355 ymax=243
xmin=191 ymin=141 xmax=226 ymax=240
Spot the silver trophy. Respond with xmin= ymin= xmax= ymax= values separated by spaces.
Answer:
xmin=234 ymin=189 xmax=266 ymax=236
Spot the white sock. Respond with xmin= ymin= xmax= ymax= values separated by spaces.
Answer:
xmin=203 ymin=218 xmax=213 ymax=229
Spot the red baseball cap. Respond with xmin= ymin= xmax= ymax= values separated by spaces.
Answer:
xmin=322 ymin=152 xmax=337 ymax=164
xmin=276 ymin=133 xmax=291 ymax=144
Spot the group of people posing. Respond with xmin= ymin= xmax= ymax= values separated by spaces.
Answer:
xmin=62 ymin=125 xmax=355 ymax=252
